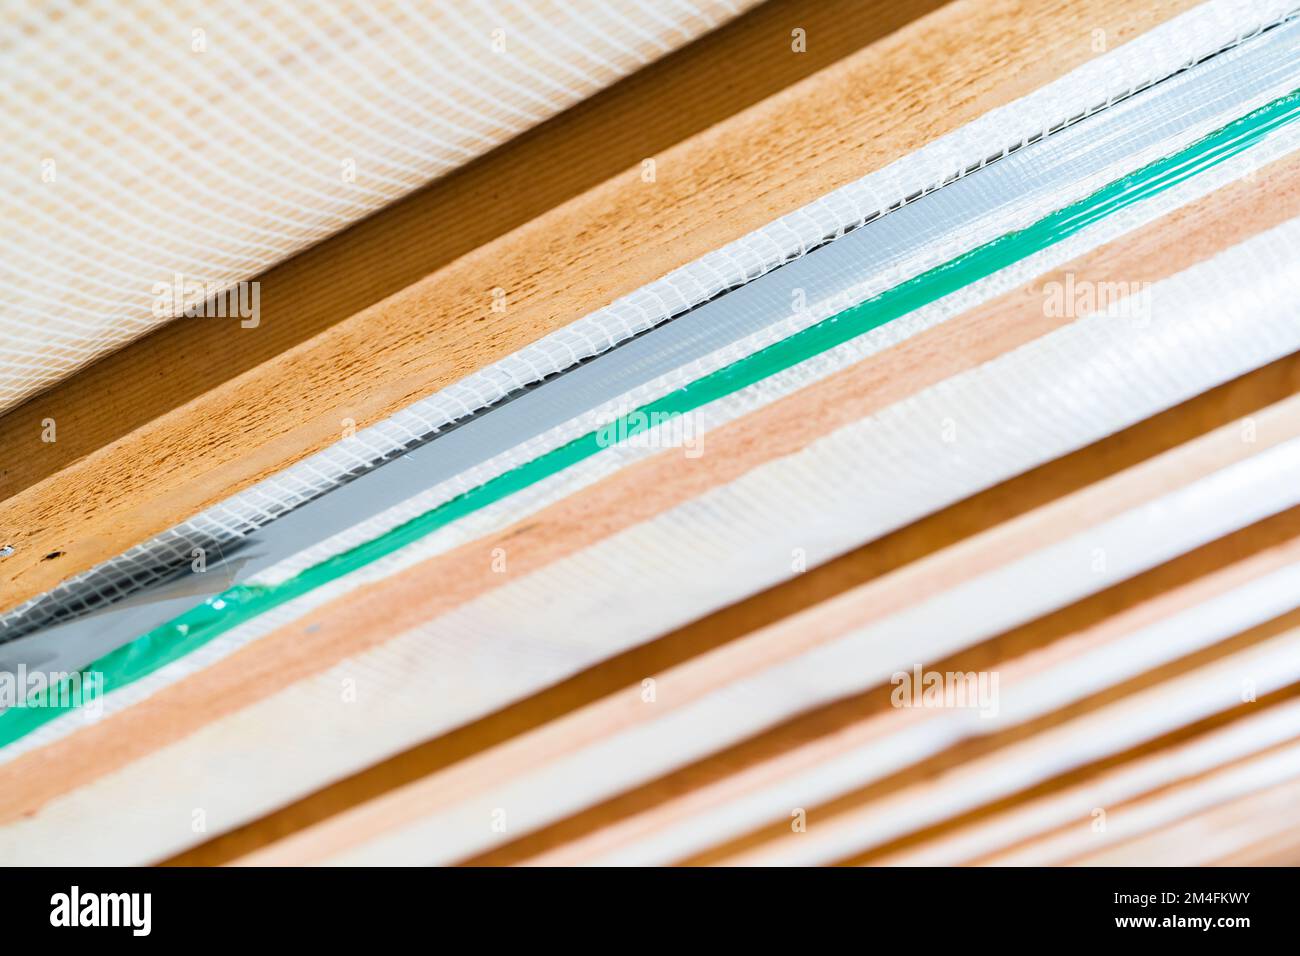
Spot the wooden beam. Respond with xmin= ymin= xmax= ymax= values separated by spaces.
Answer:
xmin=0 ymin=0 xmax=947 ymax=507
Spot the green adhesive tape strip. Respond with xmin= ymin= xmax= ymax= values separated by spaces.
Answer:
xmin=4 ymin=88 xmax=1298 ymax=749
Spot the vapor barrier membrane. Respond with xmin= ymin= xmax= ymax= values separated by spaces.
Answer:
xmin=3 ymin=86 xmax=1299 ymax=749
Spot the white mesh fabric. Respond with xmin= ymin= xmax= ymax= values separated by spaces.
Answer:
xmin=0 ymin=0 xmax=753 ymax=410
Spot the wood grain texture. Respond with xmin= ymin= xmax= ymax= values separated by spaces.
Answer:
xmin=0 ymin=0 xmax=944 ymax=505
xmin=0 ymin=0 xmax=1196 ymax=614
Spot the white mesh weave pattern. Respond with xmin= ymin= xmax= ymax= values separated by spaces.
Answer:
xmin=0 ymin=0 xmax=752 ymax=410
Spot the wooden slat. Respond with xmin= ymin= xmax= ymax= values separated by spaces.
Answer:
xmin=454 ymin=514 xmax=1300 ymax=865
xmin=4 ymin=164 xmax=1287 ymax=850
xmin=5 ymin=0 xmax=1291 ymax=870
xmin=703 ymin=627 xmax=1300 ymax=865
xmin=196 ymin=362 xmax=1300 ymax=865
xmin=0 ymin=0 xmax=945 ymax=506
xmin=867 ymin=698 xmax=1300 ymax=865
xmin=513 ymin=535 xmax=1300 ymax=866
xmin=0 ymin=0 xmax=1196 ymax=614
xmin=1066 ymin=771 xmax=1300 ymax=866
xmin=145 ymin=145 xmax=1300 ymax=861
xmin=166 ymin=350 xmax=1300 ymax=864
